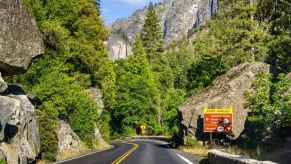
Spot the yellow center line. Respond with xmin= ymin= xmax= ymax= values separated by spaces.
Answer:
xmin=111 ymin=143 xmax=139 ymax=164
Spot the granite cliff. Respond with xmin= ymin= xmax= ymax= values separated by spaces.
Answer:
xmin=108 ymin=0 xmax=218 ymax=60
xmin=0 ymin=0 xmax=44 ymax=163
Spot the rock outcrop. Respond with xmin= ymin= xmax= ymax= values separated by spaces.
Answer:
xmin=88 ymin=88 xmax=104 ymax=116
xmin=56 ymin=121 xmax=82 ymax=161
xmin=108 ymin=0 xmax=218 ymax=60
xmin=0 ymin=0 xmax=44 ymax=163
xmin=0 ymin=0 xmax=44 ymax=75
xmin=179 ymin=63 xmax=270 ymax=140
xmin=208 ymin=149 xmax=277 ymax=164
xmin=0 ymin=85 xmax=40 ymax=164
xmin=87 ymin=88 xmax=111 ymax=149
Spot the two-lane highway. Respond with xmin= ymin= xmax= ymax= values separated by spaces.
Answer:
xmin=57 ymin=140 xmax=195 ymax=164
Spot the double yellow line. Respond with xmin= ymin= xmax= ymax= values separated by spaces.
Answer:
xmin=111 ymin=143 xmax=139 ymax=164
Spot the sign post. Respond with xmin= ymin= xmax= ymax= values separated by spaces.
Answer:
xmin=203 ymin=106 xmax=233 ymax=142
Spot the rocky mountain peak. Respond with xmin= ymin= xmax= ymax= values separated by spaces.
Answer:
xmin=108 ymin=0 xmax=218 ymax=60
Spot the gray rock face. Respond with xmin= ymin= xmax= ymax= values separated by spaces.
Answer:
xmin=0 ymin=0 xmax=44 ymax=75
xmin=208 ymin=149 xmax=277 ymax=164
xmin=179 ymin=63 xmax=270 ymax=140
xmin=93 ymin=127 xmax=110 ymax=149
xmin=56 ymin=121 xmax=82 ymax=160
xmin=0 ymin=85 xmax=40 ymax=164
xmin=108 ymin=0 xmax=218 ymax=60
xmin=0 ymin=73 xmax=7 ymax=93
xmin=87 ymin=88 xmax=104 ymax=116
xmin=0 ymin=150 xmax=5 ymax=162
xmin=87 ymin=88 xmax=111 ymax=149
xmin=0 ymin=0 xmax=43 ymax=163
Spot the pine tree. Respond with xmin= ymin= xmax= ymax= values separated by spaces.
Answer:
xmin=141 ymin=2 xmax=164 ymax=61
xmin=256 ymin=0 xmax=291 ymax=34
xmin=114 ymin=35 xmax=160 ymax=134
xmin=256 ymin=0 xmax=291 ymax=74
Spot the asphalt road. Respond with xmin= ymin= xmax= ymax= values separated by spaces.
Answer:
xmin=56 ymin=140 xmax=195 ymax=164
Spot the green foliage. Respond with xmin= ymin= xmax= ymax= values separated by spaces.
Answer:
xmin=272 ymin=74 xmax=291 ymax=129
xmin=98 ymin=111 xmax=111 ymax=141
xmin=32 ymin=71 xmax=99 ymax=146
xmin=0 ymin=159 xmax=6 ymax=164
xmin=37 ymin=105 xmax=58 ymax=161
xmin=245 ymin=73 xmax=273 ymax=146
xmin=187 ymin=54 xmax=229 ymax=95
xmin=256 ymin=0 xmax=291 ymax=74
xmin=256 ymin=0 xmax=291 ymax=33
xmin=142 ymin=2 xmax=164 ymax=59
xmin=193 ymin=0 xmax=270 ymax=67
xmin=113 ymin=35 xmax=160 ymax=134
xmin=246 ymin=73 xmax=272 ymax=116
xmin=19 ymin=0 xmax=113 ymax=160
xmin=268 ymin=33 xmax=291 ymax=74
xmin=243 ymin=73 xmax=291 ymax=148
xmin=184 ymin=136 xmax=200 ymax=147
xmin=18 ymin=0 xmax=290 ymax=154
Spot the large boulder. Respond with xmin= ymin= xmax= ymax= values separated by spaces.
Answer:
xmin=179 ymin=62 xmax=270 ymax=140
xmin=0 ymin=85 xmax=40 ymax=164
xmin=56 ymin=121 xmax=83 ymax=161
xmin=0 ymin=0 xmax=44 ymax=75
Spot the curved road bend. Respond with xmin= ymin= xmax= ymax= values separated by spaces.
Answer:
xmin=56 ymin=140 xmax=195 ymax=164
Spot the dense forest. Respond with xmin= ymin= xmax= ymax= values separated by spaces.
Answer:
xmin=6 ymin=0 xmax=290 ymax=162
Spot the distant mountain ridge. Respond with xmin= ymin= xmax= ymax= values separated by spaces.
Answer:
xmin=108 ymin=0 xmax=219 ymax=60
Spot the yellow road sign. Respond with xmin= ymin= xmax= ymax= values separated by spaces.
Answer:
xmin=203 ymin=106 xmax=233 ymax=114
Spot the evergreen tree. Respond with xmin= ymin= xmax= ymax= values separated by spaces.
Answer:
xmin=141 ymin=2 xmax=164 ymax=61
xmin=114 ymin=35 xmax=160 ymax=134
xmin=256 ymin=0 xmax=291 ymax=34
xmin=256 ymin=0 xmax=291 ymax=74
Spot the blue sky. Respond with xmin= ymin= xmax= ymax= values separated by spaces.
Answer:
xmin=101 ymin=0 xmax=161 ymax=25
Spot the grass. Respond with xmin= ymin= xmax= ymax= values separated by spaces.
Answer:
xmin=179 ymin=136 xmax=209 ymax=156
xmin=57 ymin=141 xmax=112 ymax=161
xmin=56 ymin=142 xmax=89 ymax=161
xmin=179 ymin=146 xmax=208 ymax=156
xmin=0 ymin=159 xmax=6 ymax=164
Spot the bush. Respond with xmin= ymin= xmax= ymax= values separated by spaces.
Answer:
xmin=37 ymin=105 xmax=58 ymax=161
xmin=243 ymin=73 xmax=291 ymax=148
xmin=0 ymin=160 xmax=6 ymax=164
xmin=184 ymin=136 xmax=200 ymax=147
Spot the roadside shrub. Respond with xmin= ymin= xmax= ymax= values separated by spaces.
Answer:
xmin=0 ymin=159 xmax=6 ymax=164
xmin=37 ymin=105 xmax=58 ymax=161
xmin=184 ymin=136 xmax=200 ymax=147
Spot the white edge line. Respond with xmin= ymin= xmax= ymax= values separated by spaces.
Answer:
xmin=54 ymin=146 xmax=114 ymax=164
xmin=176 ymin=153 xmax=193 ymax=164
